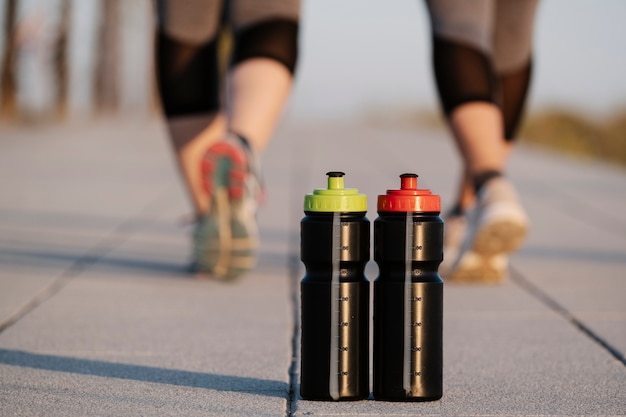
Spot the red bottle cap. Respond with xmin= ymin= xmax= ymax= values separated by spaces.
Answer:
xmin=377 ymin=173 xmax=441 ymax=213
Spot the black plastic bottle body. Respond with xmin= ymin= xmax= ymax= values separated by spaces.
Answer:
xmin=373 ymin=211 xmax=443 ymax=401
xmin=300 ymin=211 xmax=370 ymax=401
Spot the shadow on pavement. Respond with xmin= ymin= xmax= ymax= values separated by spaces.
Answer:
xmin=0 ymin=349 xmax=288 ymax=397
xmin=0 ymin=247 xmax=187 ymax=275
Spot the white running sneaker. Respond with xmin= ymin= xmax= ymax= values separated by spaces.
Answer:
xmin=193 ymin=133 xmax=263 ymax=280
xmin=446 ymin=177 xmax=528 ymax=283
xmin=440 ymin=211 xmax=467 ymax=277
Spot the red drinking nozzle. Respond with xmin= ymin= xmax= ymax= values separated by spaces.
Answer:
xmin=377 ymin=173 xmax=441 ymax=213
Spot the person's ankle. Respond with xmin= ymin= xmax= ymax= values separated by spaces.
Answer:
xmin=447 ymin=203 xmax=465 ymax=217
xmin=472 ymin=170 xmax=503 ymax=194
xmin=229 ymin=131 xmax=252 ymax=151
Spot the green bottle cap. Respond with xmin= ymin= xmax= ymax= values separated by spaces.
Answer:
xmin=304 ymin=172 xmax=367 ymax=213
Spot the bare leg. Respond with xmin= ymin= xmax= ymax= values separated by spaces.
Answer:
xmin=166 ymin=113 xmax=226 ymax=216
xmin=164 ymin=58 xmax=292 ymax=215
xmin=449 ymin=102 xmax=507 ymax=176
xmin=445 ymin=102 xmax=527 ymax=282
xmin=452 ymin=111 xmax=514 ymax=212
xmin=227 ymin=58 xmax=293 ymax=152
xmin=190 ymin=57 xmax=295 ymax=278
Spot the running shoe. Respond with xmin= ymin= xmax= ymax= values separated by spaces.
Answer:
xmin=445 ymin=176 xmax=528 ymax=283
xmin=193 ymin=133 xmax=262 ymax=280
xmin=439 ymin=210 xmax=467 ymax=277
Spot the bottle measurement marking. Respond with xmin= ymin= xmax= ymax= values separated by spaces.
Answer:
xmin=406 ymin=289 xmax=425 ymax=394
xmin=403 ymin=217 xmax=426 ymax=395
xmin=412 ymin=294 xmax=425 ymax=388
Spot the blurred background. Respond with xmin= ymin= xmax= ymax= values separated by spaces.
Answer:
xmin=0 ymin=0 xmax=625 ymax=166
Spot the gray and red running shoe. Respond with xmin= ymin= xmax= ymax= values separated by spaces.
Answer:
xmin=193 ymin=133 xmax=263 ymax=280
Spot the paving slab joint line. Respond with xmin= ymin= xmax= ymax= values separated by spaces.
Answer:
xmin=0 ymin=275 xmax=72 ymax=334
xmin=0 ymin=232 xmax=126 ymax=334
xmin=0 ymin=186 xmax=174 ymax=335
xmin=510 ymin=265 xmax=626 ymax=367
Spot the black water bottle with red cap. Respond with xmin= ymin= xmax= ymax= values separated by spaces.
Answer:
xmin=373 ymin=173 xmax=443 ymax=401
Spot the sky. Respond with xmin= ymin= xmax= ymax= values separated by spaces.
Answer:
xmin=288 ymin=0 xmax=626 ymax=121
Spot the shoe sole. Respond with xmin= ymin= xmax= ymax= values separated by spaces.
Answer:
xmin=196 ymin=142 xmax=258 ymax=280
xmin=445 ymin=251 xmax=507 ymax=284
xmin=473 ymin=218 xmax=528 ymax=256
xmin=447 ymin=216 xmax=527 ymax=284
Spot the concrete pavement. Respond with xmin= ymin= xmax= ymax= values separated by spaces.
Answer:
xmin=0 ymin=116 xmax=624 ymax=416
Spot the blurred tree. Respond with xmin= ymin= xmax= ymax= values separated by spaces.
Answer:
xmin=0 ymin=0 xmax=17 ymax=119
xmin=95 ymin=0 xmax=119 ymax=113
xmin=0 ymin=0 xmax=157 ymax=122
xmin=54 ymin=0 xmax=69 ymax=118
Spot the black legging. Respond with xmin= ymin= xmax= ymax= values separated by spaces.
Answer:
xmin=155 ymin=0 xmax=300 ymax=117
xmin=426 ymin=0 xmax=539 ymax=140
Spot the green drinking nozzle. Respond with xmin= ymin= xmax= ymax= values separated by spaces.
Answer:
xmin=304 ymin=171 xmax=367 ymax=213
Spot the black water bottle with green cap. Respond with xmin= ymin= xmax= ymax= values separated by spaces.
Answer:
xmin=373 ymin=173 xmax=443 ymax=401
xmin=300 ymin=172 xmax=370 ymax=401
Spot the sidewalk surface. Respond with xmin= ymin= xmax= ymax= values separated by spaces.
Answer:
xmin=0 ymin=117 xmax=625 ymax=416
